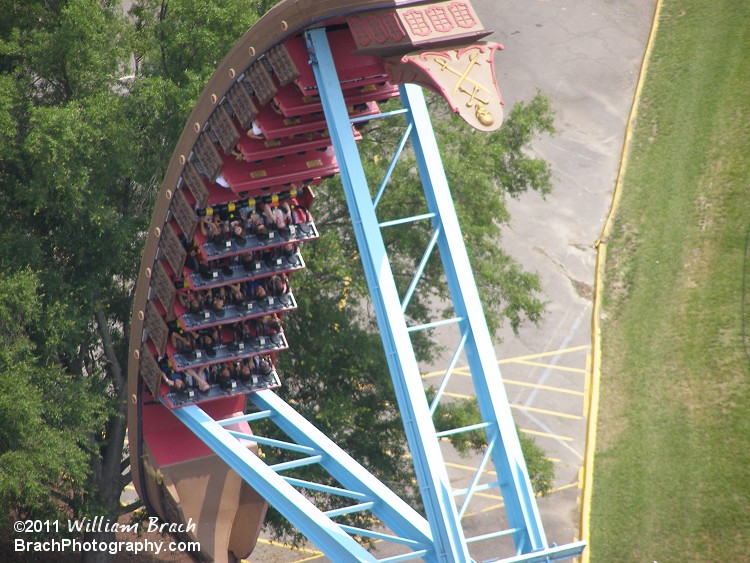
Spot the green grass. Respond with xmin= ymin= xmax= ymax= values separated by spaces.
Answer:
xmin=590 ymin=1 xmax=750 ymax=561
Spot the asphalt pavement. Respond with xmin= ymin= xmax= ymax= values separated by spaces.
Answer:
xmin=467 ymin=0 xmax=656 ymax=554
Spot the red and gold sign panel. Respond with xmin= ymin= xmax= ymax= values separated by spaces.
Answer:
xmin=348 ymin=1 xmax=488 ymax=55
xmin=347 ymin=2 xmax=503 ymax=131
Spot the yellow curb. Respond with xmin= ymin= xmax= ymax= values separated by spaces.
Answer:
xmin=578 ymin=0 xmax=665 ymax=560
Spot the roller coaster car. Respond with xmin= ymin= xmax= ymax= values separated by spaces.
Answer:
xmin=128 ymin=1 xmax=505 ymax=561
xmin=185 ymin=251 xmax=306 ymax=290
xmin=176 ymin=291 xmax=297 ymax=332
xmin=218 ymin=145 xmax=340 ymax=192
xmin=273 ymin=80 xmax=400 ymax=118
xmin=235 ymin=127 xmax=351 ymax=162
xmin=194 ymin=221 xmax=319 ymax=261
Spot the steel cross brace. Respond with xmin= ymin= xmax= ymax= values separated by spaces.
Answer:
xmin=248 ymin=390 xmax=433 ymax=550
xmin=171 ymin=391 xmax=433 ymax=563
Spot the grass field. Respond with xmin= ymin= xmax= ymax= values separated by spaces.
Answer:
xmin=590 ymin=1 xmax=750 ymax=561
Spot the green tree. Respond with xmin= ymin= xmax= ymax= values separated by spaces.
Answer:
xmin=0 ymin=1 xmax=261 ymax=560
xmin=431 ymin=394 xmax=554 ymax=497
xmin=0 ymin=4 xmax=148 ymax=561
xmin=0 ymin=270 xmax=106 ymax=536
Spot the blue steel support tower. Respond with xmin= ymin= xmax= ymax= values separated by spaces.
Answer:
xmin=304 ymin=28 xmax=585 ymax=562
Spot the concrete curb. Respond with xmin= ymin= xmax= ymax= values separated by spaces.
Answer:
xmin=578 ymin=0 xmax=665 ymax=560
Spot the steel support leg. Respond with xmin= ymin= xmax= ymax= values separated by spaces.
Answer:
xmin=171 ymin=403 xmax=379 ymax=563
xmin=306 ymin=27 xmax=588 ymax=561
xmin=172 ymin=392 xmax=434 ymax=562
xmin=400 ymin=83 xmax=547 ymax=553
xmin=248 ymin=390 xmax=433 ymax=547
xmin=308 ymin=28 xmax=469 ymax=563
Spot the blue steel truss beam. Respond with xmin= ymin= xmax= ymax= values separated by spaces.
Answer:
xmin=307 ymin=27 xmax=468 ymax=563
xmin=247 ymin=390 xmax=433 ymax=546
xmin=171 ymin=403 xmax=377 ymax=563
xmin=400 ymin=83 xmax=546 ymax=552
xmin=306 ymin=27 xmax=586 ymax=562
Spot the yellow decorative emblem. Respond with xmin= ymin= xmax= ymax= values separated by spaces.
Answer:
xmin=385 ymin=42 xmax=505 ymax=131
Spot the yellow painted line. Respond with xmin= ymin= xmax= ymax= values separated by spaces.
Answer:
xmin=253 ymin=538 xmax=322 ymax=556
xmin=289 ymin=554 xmax=326 ymax=562
xmin=549 ymin=482 xmax=580 ymax=495
xmin=421 ymin=345 xmax=589 ymax=379
xmin=424 ymin=373 xmax=585 ymax=396
xmin=441 ymin=391 xmax=581 ymax=420
xmin=457 ymin=482 xmax=568 ymax=509
xmin=474 ymin=491 xmax=504 ymax=502
xmin=504 ymin=378 xmax=585 ymax=397
xmin=553 ymin=482 xmax=580 ymax=494
xmin=454 ymin=490 xmax=505 ymax=503
xmin=583 ymin=353 xmax=592 ymax=416
xmin=513 ymin=359 xmax=587 ymax=374
xmin=462 ymin=482 xmax=581 ymax=518
xmin=459 ymin=498 xmax=507 ymax=519
xmin=519 ymin=428 xmax=574 ymax=442
xmin=422 ymin=366 xmax=467 ymax=379
xmin=513 ymin=404 xmax=583 ymax=420
xmin=498 ymin=345 xmax=590 ymax=364
xmin=579 ymin=2 xmax=664 ymax=561
xmin=429 ymin=368 xmax=588 ymax=398
xmin=442 ymin=391 xmax=473 ymax=400
xmin=446 ymin=461 xmax=497 ymax=476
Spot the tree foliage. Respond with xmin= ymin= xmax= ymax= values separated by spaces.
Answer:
xmin=0 ymin=0 xmax=557 ymax=556
xmin=431 ymin=393 xmax=554 ymax=497
xmin=0 ymin=269 xmax=107 ymax=535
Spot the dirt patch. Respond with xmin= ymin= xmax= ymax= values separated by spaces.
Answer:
xmin=601 ymin=219 xmax=640 ymax=311
xmin=571 ymin=278 xmax=593 ymax=300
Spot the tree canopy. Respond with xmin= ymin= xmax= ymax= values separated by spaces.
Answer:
xmin=0 ymin=0 xmax=556 ymax=557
